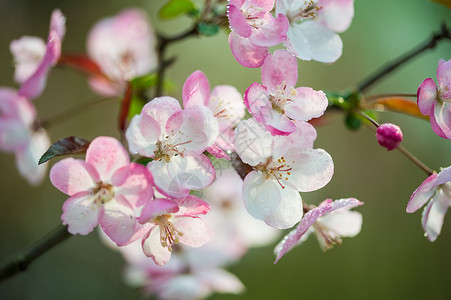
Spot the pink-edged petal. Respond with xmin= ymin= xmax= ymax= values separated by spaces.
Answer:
xmin=142 ymin=226 xmax=172 ymax=266
xmin=317 ymin=0 xmax=354 ymax=33
xmin=228 ymin=4 xmax=252 ymax=38
xmin=173 ymin=195 xmax=210 ymax=217
xmin=206 ymin=144 xmax=230 ymax=160
xmin=286 ymin=20 xmax=342 ymax=63
xmin=86 ymin=136 xmax=130 ymax=182
xmin=0 ymin=120 xmax=29 ymax=152
xmin=264 ymin=186 xmax=303 ymax=229
xmin=284 ymin=148 xmax=334 ymax=192
xmin=173 ymin=216 xmax=211 ymax=247
xmin=273 ymin=121 xmax=317 ymax=157
xmin=61 ymin=191 xmax=100 ymax=235
xmin=242 ymin=0 xmax=275 ymax=11
xmin=244 ymin=82 xmax=270 ymax=123
xmin=139 ymin=198 xmax=180 ymax=224
xmin=15 ymin=128 xmax=50 ymax=186
xmin=242 ymin=171 xmax=281 ymax=220
xmin=182 ymin=70 xmax=211 ymax=108
xmin=50 ymin=157 xmax=98 ymax=195
xmin=100 ymin=196 xmax=139 ymax=246
xmin=50 ymin=9 xmax=66 ymax=39
xmin=261 ymin=49 xmax=298 ymax=93
xmin=320 ymin=209 xmax=362 ymax=237
xmin=234 ymin=118 xmax=273 ymax=166
xmin=260 ymin=106 xmax=297 ymax=135
xmin=437 ymin=59 xmax=451 ymax=99
xmin=166 ymin=154 xmax=216 ymax=191
xmin=436 ymin=166 xmax=451 ymax=185
xmin=148 ymin=160 xmax=190 ymax=198
xmin=229 ymin=32 xmax=268 ymax=68
xmin=432 ymin=102 xmax=451 ymax=139
xmin=285 ymin=87 xmax=328 ymax=121
xmin=249 ymin=13 xmax=289 ymax=47
xmin=417 ymin=78 xmax=437 ymax=116
xmin=10 ymin=36 xmax=46 ymax=84
xmin=19 ymin=32 xmax=61 ymax=100
xmin=209 ymin=84 xmax=245 ymax=130
xmin=125 ymin=114 xmax=159 ymax=157
xmin=406 ymin=173 xmax=438 ymax=213
xmin=422 ymin=190 xmax=450 ymax=242
xmin=115 ymin=163 xmax=154 ymax=208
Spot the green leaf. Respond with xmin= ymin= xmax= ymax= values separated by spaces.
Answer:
xmin=39 ymin=136 xmax=90 ymax=165
xmin=159 ymin=0 xmax=196 ymax=19
xmin=131 ymin=73 xmax=158 ymax=89
xmin=345 ymin=114 xmax=362 ymax=130
xmin=128 ymin=95 xmax=146 ymax=119
xmin=197 ymin=22 xmax=220 ymax=36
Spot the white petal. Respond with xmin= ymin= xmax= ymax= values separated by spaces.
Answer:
xmin=234 ymin=118 xmax=273 ymax=166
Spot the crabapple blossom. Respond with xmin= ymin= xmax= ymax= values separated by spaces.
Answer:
xmin=87 ymin=8 xmax=158 ymax=96
xmin=274 ymin=198 xmax=363 ymax=263
xmin=50 ymin=136 xmax=154 ymax=245
xmin=406 ymin=166 xmax=451 ymax=242
xmin=138 ymin=196 xmax=211 ymax=266
xmin=417 ymin=59 xmax=451 ymax=139
xmin=245 ymin=49 xmax=328 ymax=135
xmin=227 ymin=0 xmax=289 ymax=67
xmin=0 ymin=88 xmax=50 ymax=185
xmin=234 ymin=118 xmax=334 ymax=229
xmin=10 ymin=9 xmax=66 ymax=100
xmin=376 ymin=123 xmax=403 ymax=150
xmin=276 ymin=0 xmax=354 ymax=63
xmin=126 ymin=96 xmax=218 ymax=198
xmin=182 ymin=70 xmax=245 ymax=159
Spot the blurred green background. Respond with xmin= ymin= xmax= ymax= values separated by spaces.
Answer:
xmin=0 ymin=0 xmax=450 ymax=299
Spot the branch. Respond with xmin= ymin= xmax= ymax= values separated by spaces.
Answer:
xmin=0 ymin=225 xmax=72 ymax=283
xmin=357 ymin=23 xmax=451 ymax=93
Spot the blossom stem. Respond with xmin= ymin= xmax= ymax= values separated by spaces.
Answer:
xmin=355 ymin=109 xmax=434 ymax=176
xmin=357 ymin=23 xmax=450 ymax=93
xmin=0 ymin=225 xmax=72 ymax=283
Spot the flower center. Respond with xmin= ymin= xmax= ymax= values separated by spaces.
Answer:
xmin=153 ymin=135 xmax=192 ymax=163
xmin=288 ymin=1 xmax=321 ymax=23
xmin=242 ymin=5 xmax=265 ymax=30
xmin=269 ymin=82 xmax=297 ymax=114
xmin=154 ymin=214 xmax=184 ymax=252
xmin=256 ymin=156 xmax=293 ymax=189
xmin=92 ymin=181 xmax=114 ymax=206
xmin=313 ymin=221 xmax=342 ymax=251
xmin=211 ymin=96 xmax=232 ymax=120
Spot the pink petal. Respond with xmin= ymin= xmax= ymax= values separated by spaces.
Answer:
xmin=261 ymin=49 xmax=298 ymax=94
xmin=242 ymin=0 xmax=274 ymax=11
xmin=273 ymin=121 xmax=317 ymax=157
xmin=249 ymin=13 xmax=288 ymax=47
xmin=234 ymin=118 xmax=273 ymax=166
xmin=242 ymin=171 xmax=282 ymax=220
xmin=206 ymin=144 xmax=230 ymax=160
xmin=432 ymin=102 xmax=451 ymax=139
xmin=422 ymin=190 xmax=450 ymax=242
xmin=182 ymin=70 xmax=211 ymax=108
xmin=244 ymin=82 xmax=270 ymax=123
xmin=285 ymin=87 xmax=328 ymax=121
xmin=406 ymin=173 xmax=438 ymax=213
xmin=86 ymin=136 xmax=130 ymax=182
xmin=437 ymin=59 xmax=451 ymax=99
xmin=228 ymin=32 xmax=268 ymax=68
xmin=61 ymin=191 xmax=100 ymax=235
xmin=209 ymin=84 xmax=245 ymax=131
xmin=50 ymin=157 xmax=98 ymax=196
xmin=436 ymin=166 xmax=451 ymax=185
xmin=142 ymin=226 xmax=172 ymax=266
xmin=173 ymin=195 xmax=210 ymax=217
xmin=125 ymin=113 xmax=159 ymax=157
xmin=286 ymin=20 xmax=342 ymax=63
xmin=417 ymin=78 xmax=437 ymax=116
xmin=317 ymin=0 xmax=354 ymax=33
xmin=260 ymin=106 xmax=297 ymax=135
xmin=115 ymin=163 xmax=154 ymax=207
xmin=10 ymin=36 xmax=46 ymax=84
xmin=173 ymin=216 xmax=211 ymax=247
xmin=0 ymin=120 xmax=29 ymax=152
xmin=228 ymin=4 xmax=252 ymax=38
xmin=283 ymin=148 xmax=334 ymax=192
xmin=50 ymin=9 xmax=66 ymax=40
xmin=139 ymin=198 xmax=179 ymax=224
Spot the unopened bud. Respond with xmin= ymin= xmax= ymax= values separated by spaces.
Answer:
xmin=376 ymin=123 xmax=403 ymax=150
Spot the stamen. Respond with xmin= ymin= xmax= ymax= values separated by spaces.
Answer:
xmin=155 ymin=215 xmax=184 ymax=251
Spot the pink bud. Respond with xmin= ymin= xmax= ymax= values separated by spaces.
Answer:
xmin=376 ymin=123 xmax=403 ymax=150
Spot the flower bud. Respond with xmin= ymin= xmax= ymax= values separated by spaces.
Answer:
xmin=376 ymin=123 xmax=403 ymax=150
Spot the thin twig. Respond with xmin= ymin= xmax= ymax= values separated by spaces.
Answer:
xmin=357 ymin=23 xmax=450 ymax=93
xmin=0 ymin=225 xmax=72 ymax=283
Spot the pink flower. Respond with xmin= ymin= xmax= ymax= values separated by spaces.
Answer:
xmin=0 ymin=88 xmax=50 ymax=185
xmin=228 ymin=0 xmax=289 ymax=67
xmin=50 ymin=136 xmax=154 ymax=245
xmin=126 ymin=96 xmax=218 ymax=198
xmin=274 ymin=198 xmax=363 ymax=263
xmin=183 ymin=70 xmax=245 ymax=159
xmin=376 ymin=123 xmax=403 ymax=150
xmin=406 ymin=166 xmax=451 ymax=242
xmin=138 ymin=196 xmax=211 ymax=266
xmin=417 ymin=59 xmax=451 ymax=139
xmin=245 ymin=49 xmax=328 ymax=135
xmin=234 ymin=118 xmax=334 ymax=229
xmin=276 ymin=0 xmax=354 ymax=63
xmin=10 ymin=9 xmax=66 ymax=99
xmin=87 ymin=8 xmax=158 ymax=96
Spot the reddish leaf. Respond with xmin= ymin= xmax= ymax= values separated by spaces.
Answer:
xmin=39 ymin=137 xmax=91 ymax=165
xmin=58 ymin=54 xmax=107 ymax=79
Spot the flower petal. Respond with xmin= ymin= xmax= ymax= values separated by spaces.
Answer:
xmin=317 ymin=0 xmax=354 ymax=33
xmin=417 ymin=78 xmax=437 ymax=116
xmin=406 ymin=173 xmax=438 ymax=213
xmin=234 ymin=118 xmax=273 ymax=166
xmin=174 ymin=216 xmax=211 ymax=247
xmin=422 ymin=189 xmax=450 ymax=242
xmin=284 ymin=87 xmax=328 ymax=121
xmin=229 ymin=32 xmax=268 ymax=68
xmin=261 ymin=49 xmax=298 ymax=93
xmin=228 ymin=4 xmax=252 ymax=38
xmin=115 ymin=163 xmax=154 ymax=207
xmin=264 ymin=186 xmax=303 ymax=229
xmin=61 ymin=191 xmax=100 ymax=235
xmin=182 ymin=70 xmax=211 ymax=108
xmin=50 ymin=157 xmax=98 ymax=195
xmin=142 ymin=226 xmax=172 ymax=266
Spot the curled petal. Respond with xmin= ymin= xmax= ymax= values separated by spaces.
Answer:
xmin=174 ymin=195 xmax=210 ymax=217
xmin=417 ymin=78 xmax=437 ymax=116
xmin=244 ymin=82 xmax=270 ymax=124
xmin=229 ymin=32 xmax=268 ymax=68
xmin=437 ymin=59 xmax=451 ymax=99
xmin=422 ymin=190 xmax=450 ymax=242
xmin=228 ymin=4 xmax=252 ymax=38
xmin=182 ymin=70 xmax=211 ymax=108
xmin=432 ymin=102 xmax=451 ymax=139
xmin=139 ymin=198 xmax=179 ymax=224
xmin=406 ymin=173 xmax=438 ymax=213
